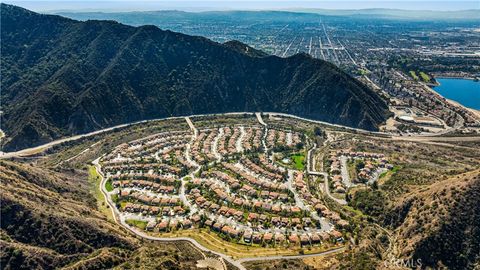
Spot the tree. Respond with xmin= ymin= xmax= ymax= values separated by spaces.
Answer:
xmin=295 ymin=142 xmax=304 ymax=150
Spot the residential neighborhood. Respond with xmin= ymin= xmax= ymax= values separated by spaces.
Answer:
xmin=99 ymin=116 xmax=353 ymax=248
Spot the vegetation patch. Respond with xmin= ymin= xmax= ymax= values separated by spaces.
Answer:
xmin=105 ymin=179 xmax=114 ymax=192
xmin=125 ymin=219 xmax=148 ymax=230
xmin=291 ymin=153 xmax=305 ymax=170
xmin=409 ymin=70 xmax=419 ymax=80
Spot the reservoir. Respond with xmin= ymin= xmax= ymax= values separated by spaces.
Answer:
xmin=433 ymin=78 xmax=480 ymax=110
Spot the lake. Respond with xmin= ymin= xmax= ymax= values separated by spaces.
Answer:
xmin=433 ymin=78 xmax=480 ymax=110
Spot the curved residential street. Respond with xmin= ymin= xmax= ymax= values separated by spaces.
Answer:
xmin=306 ymin=142 xmax=348 ymax=205
xmin=91 ymin=116 xmax=347 ymax=270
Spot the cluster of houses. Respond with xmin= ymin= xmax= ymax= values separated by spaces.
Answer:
xmin=328 ymin=150 xmax=392 ymax=192
xmin=144 ymin=214 xmax=343 ymax=246
xmin=240 ymin=158 xmax=286 ymax=182
xmin=104 ymin=131 xmax=191 ymax=160
xmin=146 ymin=215 xmax=200 ymax=232
xmin=191 ymin=129 xmax=217 ymax=163
xmin=221 ymin=162 xmax=289 ymax=192
xmin=190 ymin=126 xmax=267 ymax=164
xmin=202 ymin=220 xmax=342 ymax=246
xmin=337 ymin=150 xmax=392 ymax=183
xmin=218 ymin=127 xmax=238 ymax=155
xmin=242 ymin=127 xmax=263 ymax=151
xmin=266 ymin=129 xmax=301 ymax=148
xmin=101 ymin=123 xmax=348 ymax=249
xmin=187 ymin=180 xmax=303 ymax=220
xmin=293 ymin=172 xmax=319 ymax=204
xmin=123 ymin=202 xmax=187 ymax=216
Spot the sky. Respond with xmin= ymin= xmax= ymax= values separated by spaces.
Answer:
xmin=3 ymin=0 xmax=479 ymax=12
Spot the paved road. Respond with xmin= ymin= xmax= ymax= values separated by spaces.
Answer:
xmin=236 ymin=126 xmax=245 ymax=152
xmin=286 ymin=170 xmax=306 ymax=210
xmin=256 ymin=112 xmax=269 ymax=155
xmin=306 ymin=142 xmax=347 ymax=205
xmin=339 ymin=156 xmax=353 ymax=188
xmin=323 ymin=174 xmax=347 ymax=205
xmin=212 ymin=127 xmax=224 ymax=162
xmin=2 ymin=111 xmax=472 ymax=159
xmin=237 ymin=246 xmax=346 ymax=263
xmin=94 ymin=157 xmax=345 ymax=270
xmin=93 ymin=157 xmax=247 ymax=270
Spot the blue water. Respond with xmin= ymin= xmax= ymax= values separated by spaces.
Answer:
xmin=433 ymin=78 xmax=480 ymax=110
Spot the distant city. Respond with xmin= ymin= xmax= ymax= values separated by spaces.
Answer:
xmin=60 ymin=10 xmax=480 ymax=132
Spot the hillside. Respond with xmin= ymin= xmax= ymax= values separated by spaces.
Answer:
xmin=0 ymin=160 xmax=210 ymax=269
xmin=387 ymin=171 xmax=480 ymax=269
xmin=0 ymin=4 xmax=389 ymax=151
xmin=345 ymin=135 xmax=480 ymax=270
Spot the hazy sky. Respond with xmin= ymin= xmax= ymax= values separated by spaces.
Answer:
xmin=3 ymin=0 xmax=479 ymax=12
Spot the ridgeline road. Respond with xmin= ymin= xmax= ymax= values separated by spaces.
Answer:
xmin=2 ymin=111 xmax=477 ymax=159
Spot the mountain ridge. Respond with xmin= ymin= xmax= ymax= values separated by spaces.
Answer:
xmin=1 ymin=4 xmax=390 ymax=151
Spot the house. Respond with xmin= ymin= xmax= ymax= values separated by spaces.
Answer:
xmin=291 ymin=218 xmax=301 ymax=225
xmin=221 ymin=225 xmax=232 ymax=235
xmin=310 ymin=233 xmax=320 ymax=244
xmin=234 ymin=210 xmax=244 ymax=220
xmin=252 ymin=233 xmax=262 ymax=244
xmin=314 ymin=203 xmax=328 ymax=213
xmin=248 ymin=213 xmax=259 ymax=222
xmin=330 ymin=230 xmax=343 ymax=240
xmin=263 ymin=233 xmax=273 ymax=243
xmin=230 ymin=228 xmax=241 ymax=238
xmin=190 ymin=215 xmax=201 ymax=224
xmin=204 ymin=220 xmax=213 ymax=228
xmin=243 ymin=231 xmax=253 ymax=243
xmin=213 ymin=222 xmax=223 ymax=232
xmin=288 ymin=234 xmax=299 ymax=244
xmin=226 ymin=208 xmax=237 ymax=217
xmin=162 ymin=207 xmax=171 ymax=215
xmin=303 ymin=217 xmax=312 ymax=226
xmin=169 ymin=220 xmax=178 ymax=229
xmin=300 ymin=234 xmax=310 ymax=246
xmin=259 ymin=214 xmax=268 ymax=223
xmin=281 ymin=217 xmax=289 ymax=227
xmin=319 ymin=232 xmax=330 ymax=242
xmin=271 ymin=216 xmax=281 ymax=226
xmin=275 ymin=233 xmax=285 ymax=243
xmin=182 ymin=219 xmax=192 ymax=228
xmin=146 ymin=220 xmax=156 ymax=231
xmin=150 ymin=206 xmax=160 ymax=215
xmin=291 ymin=206 xmax=301 ymax=214
xmin=336 ymin=219 xmax=349 ymax=228
xmin=157 ymin=220 xmax=168 ymax=232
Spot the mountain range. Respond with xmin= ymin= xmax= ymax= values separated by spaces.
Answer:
xmin=1 ymin=4 xmax=389 ymax=151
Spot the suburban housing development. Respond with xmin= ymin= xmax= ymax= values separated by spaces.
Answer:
xmin=97 ymin=113 xmax=393 ymax=250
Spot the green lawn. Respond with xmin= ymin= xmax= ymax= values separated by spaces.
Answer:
xmin=409 ymin=71 xmax=419 ymax=80
xmin=105 ymin=179 xmax=114 ymax=192
xmin=125 ymin=219 xmax=148 ymax=230
xmin=291 ymin=153 xmax=305 ymax=170
xmin=419 ymin=71 xmax=431 ymax=82
xmin=87 ymin=165 xmax=114 ymax=221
